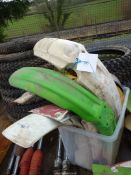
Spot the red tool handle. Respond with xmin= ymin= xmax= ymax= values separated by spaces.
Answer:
xmin=29 ymin=150 xmax=43 ymax=175
xmin=19 ymin=147 xmax=34 ymax=175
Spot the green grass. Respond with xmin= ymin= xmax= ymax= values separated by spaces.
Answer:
xmin=64 ymin=0 xmax=123 ymax=28
xmin=5 ymin=0 xmax=125 ymax=39
xmin=5 ymin=14 xmax=48 ymax=38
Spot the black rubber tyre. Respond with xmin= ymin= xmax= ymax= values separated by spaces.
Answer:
xmin=0 ymin=42 xmax=130 ymax=121
xmin=0 ymin=38 xmax=39 ymax=54
xmin=88 ymin=45 xmax=131 ymax=88
xmin=2 ymin=99 xmax=49 ymax=121
xmin=0 ymin=44 xmax=53 ymax=120
xmin=0 ymin=52 xmax=46 ymax=97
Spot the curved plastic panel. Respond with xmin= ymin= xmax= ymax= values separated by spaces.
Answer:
xmin=34 ymin=38 xmax=85 ymax=69
xmin=2 ymin=114 xmax=61 ymax=148
xmin=9 ymin=67 xmax=116 ymax=135
xmin=34 ymin=38 xmax=121 ymax=117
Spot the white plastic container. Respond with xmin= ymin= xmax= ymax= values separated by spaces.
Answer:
xmin=59 ymin=87 xmax=130 ymax=170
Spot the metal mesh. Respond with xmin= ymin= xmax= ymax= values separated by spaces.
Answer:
xmin=5 ymin=0 xmax=131 ymax=39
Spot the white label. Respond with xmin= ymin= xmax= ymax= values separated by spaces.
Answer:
xmin=76 ymin=51 xmax=98 ymax=73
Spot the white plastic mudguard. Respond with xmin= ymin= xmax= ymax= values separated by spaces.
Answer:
xmin=2 ymin=114 xmax=61 ymax=148
xmin=34 ymin=38 xmax=121 ymax=117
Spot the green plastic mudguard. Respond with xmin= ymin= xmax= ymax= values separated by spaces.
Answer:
xmin=92 ymin=164 xmax=131 ymax=175
xmin=9 ymin=67 xmax=116 ymax=135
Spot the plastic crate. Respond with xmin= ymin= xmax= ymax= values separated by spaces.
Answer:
xmin=59 ymin=87 xmax=130 ymax=170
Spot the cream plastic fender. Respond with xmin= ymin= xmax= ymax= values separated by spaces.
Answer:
xmin=2 ymin=111 xmax=82 ymax=148
xmin=2 ymin=114 xmax=61 ymax=148
xmin=14 ymin=92 xmax=35 ymax=104
xmin=34 ymin=38 xmax=121 ymax=117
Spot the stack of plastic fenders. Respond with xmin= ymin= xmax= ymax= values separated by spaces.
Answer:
xmin=2 ymin=38 xmax=130 ymax=172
